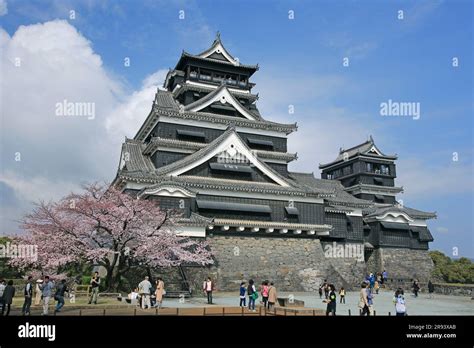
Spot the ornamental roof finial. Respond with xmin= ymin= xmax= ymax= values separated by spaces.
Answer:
xmin=216 ymin=31 xmax=221 ymax=41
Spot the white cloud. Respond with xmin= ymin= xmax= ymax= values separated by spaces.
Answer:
xmin=1 ymin=20 xmax=121 ymax=182
xmin=0 ymin=20 xmax=165 ymax=233
xmin=0 ymin=171 xmax=80 ymax=203
xmin=0 ymin=0 xmax=7 ymax=16
xmin=105 ymin=69 xmax=168 ymax=139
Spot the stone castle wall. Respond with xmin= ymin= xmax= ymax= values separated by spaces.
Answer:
xmin=194 ymin=236 xmax=367 ymax=292
xmin=180 ymin=238 xmax=434 ymax=293
xmin=367 ymin=247 xmax=434 ymax=282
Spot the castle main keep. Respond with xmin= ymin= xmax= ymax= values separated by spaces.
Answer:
xmin=113 ymin=34 xmax=436 ymax=291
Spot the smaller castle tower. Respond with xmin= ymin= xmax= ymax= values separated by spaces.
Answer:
xmin=319 ymin=136 xmax=403 ymax=204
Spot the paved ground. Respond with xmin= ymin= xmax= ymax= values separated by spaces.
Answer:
xmin=202 ymin=290 xmax=474 ymax=316
xmin=5 ymin=289 xmax=474 ymax=316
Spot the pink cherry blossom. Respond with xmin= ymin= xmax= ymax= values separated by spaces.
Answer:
xmin=9 ymin=183 xmax=213 ymax=289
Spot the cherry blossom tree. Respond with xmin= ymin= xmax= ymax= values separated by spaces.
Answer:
xmin=10 ymin=183 xmax=213 ymax=290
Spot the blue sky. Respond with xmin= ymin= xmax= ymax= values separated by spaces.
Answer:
xmin=0 ymin=0 xmax=473 ymax=257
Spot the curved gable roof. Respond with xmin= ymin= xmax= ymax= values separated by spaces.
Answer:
xmin=183 ymin=84 xmax=261 ymax=121
xmin=155 ymin=126 xmax=293 ymax=187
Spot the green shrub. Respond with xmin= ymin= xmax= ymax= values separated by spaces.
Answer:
xmin=430 ymin=251 xmax=474 ymax=284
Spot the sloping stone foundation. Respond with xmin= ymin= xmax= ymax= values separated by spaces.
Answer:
xmin=179 ymin=239 xmax=434 ymax=294
xmin=367 ymin=247 xmax=434 ymax=283
xmin=199 ymin=236 xmax=367 ymax=291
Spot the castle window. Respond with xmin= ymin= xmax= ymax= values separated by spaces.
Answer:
xmin=380 ymin=221 xmax=409 ymax=230
xmin=333 ymin=169 xmax=342 ymax=179
xmin=374 ymin=195 xmax=385 ymax=203
xmin=381 ymin=164 xmax=389 ymax=175
xmin=225 ymin=74 xmax=237 ymax=85
xmin=366 ymin=162 xmax=372 ymax=172
xmin=373 ymin=177 xmax=384 ymax=186
xmin=196 ymin=199 xmax=272 ymax=214
xmin=176 ymin=129 xmax=206 ymax=142
xmin=209 ymin=162 xmax=252 ymax=174
xmin=239 ymin=76 xmax=248 ymax=87
xmin=189 ymin=67 xmax=198 ymax=79
xmin=247 ymin=138 xmax=274 ymax=150
xmin=346 ymin=216 xmax=353 ymax=232
xmin=342 ymin=165 xmax=352 ymax=176
xmin=199 ymin=69 xmax=212 ymax=81
xmin=285 ymin=206 xmax=299 ymax=216
xmin=212 ymin=72 xmax=225 ymax=83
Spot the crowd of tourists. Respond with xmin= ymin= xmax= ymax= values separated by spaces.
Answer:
xmin=0 ymin=275 xmax=70 ymax=316
xmin=199 ymin=276 xmax=279 ymax=312
xmin=320 ymin=271 xmax=436 ymax=316
xmin=238 ymin=279 xmax=278 ymax=312
xmin=0 ymin=268 xmax=437 ymax=315
xmin=121 ymin=275 xmax=166 ymax=309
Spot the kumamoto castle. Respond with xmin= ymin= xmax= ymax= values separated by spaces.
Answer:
xmin=112 ymin=34 xmax=437 ymax=292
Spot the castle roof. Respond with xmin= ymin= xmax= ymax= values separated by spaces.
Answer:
xmin=134 ymin=90 xmax=297 ymax=141
xmin=175 ymin=33 xmax=259 ymax=73
xmin=172 ymin=83 xmax=259 ymax=102
xmin=319 ymin=136 xmax=397 ymax=169
xmin=364 ymin=204 xmax=437 ymax=220
xmin=183 ymin=84 xmax=262 ymax=121
xmin=288 ymin=172 xmax=373 ymax=208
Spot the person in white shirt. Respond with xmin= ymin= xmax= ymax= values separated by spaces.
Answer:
xmin=203 ymin=277 xmax=214 ymax=304
xmin=128 ymin=289 xmax=139 ymax=300
xmin=138 ymin=276 xmax=152 ymax=309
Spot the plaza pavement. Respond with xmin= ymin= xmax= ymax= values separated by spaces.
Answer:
xmin=6 ymin=288 xmax=474 ymax=316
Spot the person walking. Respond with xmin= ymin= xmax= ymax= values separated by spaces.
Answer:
xmin=369 ymin=273 xmax=375 ymax=289
xmin=0 ymin=279 xmax=6 ymax=314
xmin=412 ymin=280 xmax=420 ymax=298
xmin=138 ymin=276 xmax=153 ymax=309
xmin=339 ymin=287 xmax=346 ymax=304
xmin=203 ymin=277 xmax=214 ymax=304
xmin=325 ymin=284 xmax=337 ymax=316
xmin=267 ymin=282 xmax=277 ymax=310
xmin=318 ymin=284 xmax=323 ymax=299
xmin=323 ymin=279 xmax=329 ymax=299
xmin=39 ymin=276 xmax=54 ymax=316
xmin=261 ymin=281 xmax=269 ymax=309
xmin=88 ymin=272 xmax=100 ymax=304
xmin=54 ymin=279 xmax=68 ymax=313
xmin=239 ymin=282 xmax=247 ymax=307
xmin=358 ymin=282 xmax=370 ymax=316
xmin=374 ymin=280 xmax=380 ymax=294
xmin=394 ymin=288 xmax=407 ymax=316
xmin=155 ymin=277 xmax=165 ymax=308
xmin=1 ymin=280 xmax=16 ymax=316
xmin=367 ymin=285 xmax=375 ymax=315
xmin=382 ymin=270 xmax=388 ymax=284
xmin=247 ymin=279 xmax=257 ymax=312
xmin=377 ymin=273 xmax=382 ymax=286
xmin=428 ymin=280 xmax=435 ymax=299
xmin=21 ymin=276 xmax=33 ymax=315
xmin=34 ymin=279 xmax=43 ymax=306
